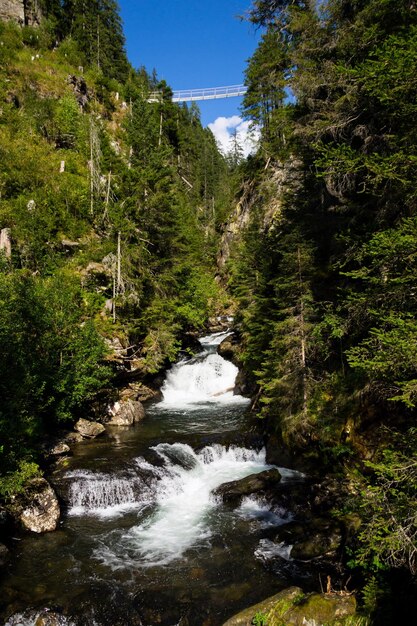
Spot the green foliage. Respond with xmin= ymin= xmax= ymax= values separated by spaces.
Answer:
xmin=252 ymin=611 xmax=268 ymax=626
xmin=0 ymin=461 xmax=41 ymax=500
xmin=0 ymin=0 xmax=232 ymax=499
xmin=0 ymin=270 xmax=110 ymax=478
xmin=231 ymin=9 xmax=417 ymax=609
xmin=348 ymin=431 xmax=417 ymax=575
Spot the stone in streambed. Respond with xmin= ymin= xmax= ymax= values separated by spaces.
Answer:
xmin=273 ymin=518 xmax=343 ymax=561
xmin=222 ymin=586 xmax=360 ymax=626
xmin=214 ymin=468 xmax=282 ymax=504
xmin=19 ymin=478 xmax=60 ymax=533
xmin=74 ymin=418 xmax=105 ymax=438
xmin=106 ymin=398 xmax=145 ymax=426
xmin=48 ymin=442 xmax=71 ymax=458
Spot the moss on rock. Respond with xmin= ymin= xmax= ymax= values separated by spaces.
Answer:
xmin=223 ymin=586 xmax=369 ymax=626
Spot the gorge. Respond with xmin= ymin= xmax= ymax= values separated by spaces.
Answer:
xmin=1 ymin=1 xmax=417 ymax=624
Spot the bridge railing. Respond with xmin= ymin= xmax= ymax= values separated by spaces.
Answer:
xmin=148 ymin=85 xmax=247 ymax=103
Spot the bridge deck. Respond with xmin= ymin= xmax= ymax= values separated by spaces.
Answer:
xmin=148 ymin=85 xmax=247 ymax=103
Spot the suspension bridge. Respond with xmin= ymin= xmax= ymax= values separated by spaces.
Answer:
xmin=148 ymin=84 xmax=247 ymax=103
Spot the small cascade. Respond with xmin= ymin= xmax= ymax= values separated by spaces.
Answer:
xmin=94 ymin=443 xmax=275 ymax=568
xmin=160 ymin=330 xmax=249 ymax=407
xmin=66 ymin=469 xmax=154 ymax=517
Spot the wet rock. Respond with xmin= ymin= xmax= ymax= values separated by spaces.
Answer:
xmin=208 ymin=316 xmax=232 ymax=332
xmin=63 ymin=431 xmax=84 ymax=444
xmin=120 ymin=383 xmax=159 ymax=403
xmin=233 ymin=368 xmax=256 ymax=396
xmin=275 ymin=518 xmax=343 ymax=561
xmin=217 ymin=335 xmax=239 ymax=364
xmin=107 ymin=398 xmax=146 ymax=426
xmin=214 ymin=468 xmax=282 ymax=504
xmin=19 ymin=478 xmax=60 ymax=533
xmin=74 ymin=418 xmax=105 ymax=439
xmin=5 ymin=609 xmax=74 ymax=626
xmin=0 ymin=542 xmax=10 ymax=567
xmin=48 ymin=442 xmax=72 ymax=458
xmin=222 ymin=586 xmax=359 ymax=626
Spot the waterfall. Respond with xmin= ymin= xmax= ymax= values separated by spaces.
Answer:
xmin=93 ymin=443 xmax=275 ymax=568
xmin=66 ymin=469 xmax=155 ymax=517
xmin=160 ymin=330 xmax=249 ymax=407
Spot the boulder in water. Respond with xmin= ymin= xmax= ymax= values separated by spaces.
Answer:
xmin=19 ymin=478 xmax=60 ymax=533
xmin=48 ymin=441 xmax=72 ymax=458
xmin=290 ymin=518 xmax=343 ymax=560
xmin=222 ymin=586 xmax=359 ymax=626
xmin=214 ymin=468 xmax=282 ymax=504
xmin=107 ymin=398 xmax=145 ymax=426
xmin=74 ymin=418 xmax=105 ymax=438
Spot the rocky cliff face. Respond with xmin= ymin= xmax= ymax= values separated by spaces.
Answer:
xmin=0 ymin=0 xmax=42 ymax=26
xmin=217 ymin=157 xmax=303 ymax=274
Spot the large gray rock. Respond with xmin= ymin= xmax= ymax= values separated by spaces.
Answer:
xmin=74 ymin=418 xmax=105 ymax=438
xmin=0 ymin=0 xmax=42 ymax=25
xmin=214 ymin=468 xmax=282 ymax=504
xmin=107 ymin=398 xmax=145 ymax=426
xmin=223 ymin=586 xmax=361 ymax=626
xmin=19 ymin=478 xmax=60 ymax=533
xmin=0 ymin=0 xmax=24 ymax=24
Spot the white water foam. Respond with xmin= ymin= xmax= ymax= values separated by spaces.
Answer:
xmin=237 ymin=495 xmax=290 ymax=529
xmin=255 ymin=538 xmax=293 ymax=562
xmin=94 ymin=444 xmax=274 ymax=567
xmin=4 ymin=612 xmax=75 ymax=626
xmin=199 ymin=329 xmax=232 ymax=347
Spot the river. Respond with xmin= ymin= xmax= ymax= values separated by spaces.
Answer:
xmin=0 ymin=331 xmax=306 ymax=626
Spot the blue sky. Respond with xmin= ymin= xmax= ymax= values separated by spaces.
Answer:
xmin=118 ymin=1 xmax=261 ymax=152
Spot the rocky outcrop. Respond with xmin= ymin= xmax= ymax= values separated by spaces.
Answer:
xmin=217 ymin=180 xmax=255 ymax=272
xmin=67 ymin=74 xmax=89 ymax=109
xmin=0 ymin=0 xmax=42 ymax=25
xmin=19 ymin=478 xmax=60 ymax=533
xmin=217 ymin=158 xmax=303 ymax=273
xmin=223 ymin=586 xmax=363 ymax=626
xmin=106 ymin=398 xmax=145 ymax=426
xmin=214 ymin=468 xmax=282 ymax=504
xmin=0 ymin=0 xmax=24 ymax=23
xmin=74 ymin=418 xmax=105 ymax=438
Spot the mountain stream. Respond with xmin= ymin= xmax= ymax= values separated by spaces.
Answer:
xmin=0 ymin=332 xmax=306 ymax=626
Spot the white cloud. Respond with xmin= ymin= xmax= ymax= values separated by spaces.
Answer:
xmin=208 ymin=116 xmax=260 ymax=158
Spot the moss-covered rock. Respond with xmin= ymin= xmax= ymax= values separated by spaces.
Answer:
xmin=223 ymin=586 xmax=368 ymax=626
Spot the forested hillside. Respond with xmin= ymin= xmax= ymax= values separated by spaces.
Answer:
xmin=225 ymin=0 xmax=417 ymax=619
xmin=0 ymin=1 xmax=231 ymax=496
